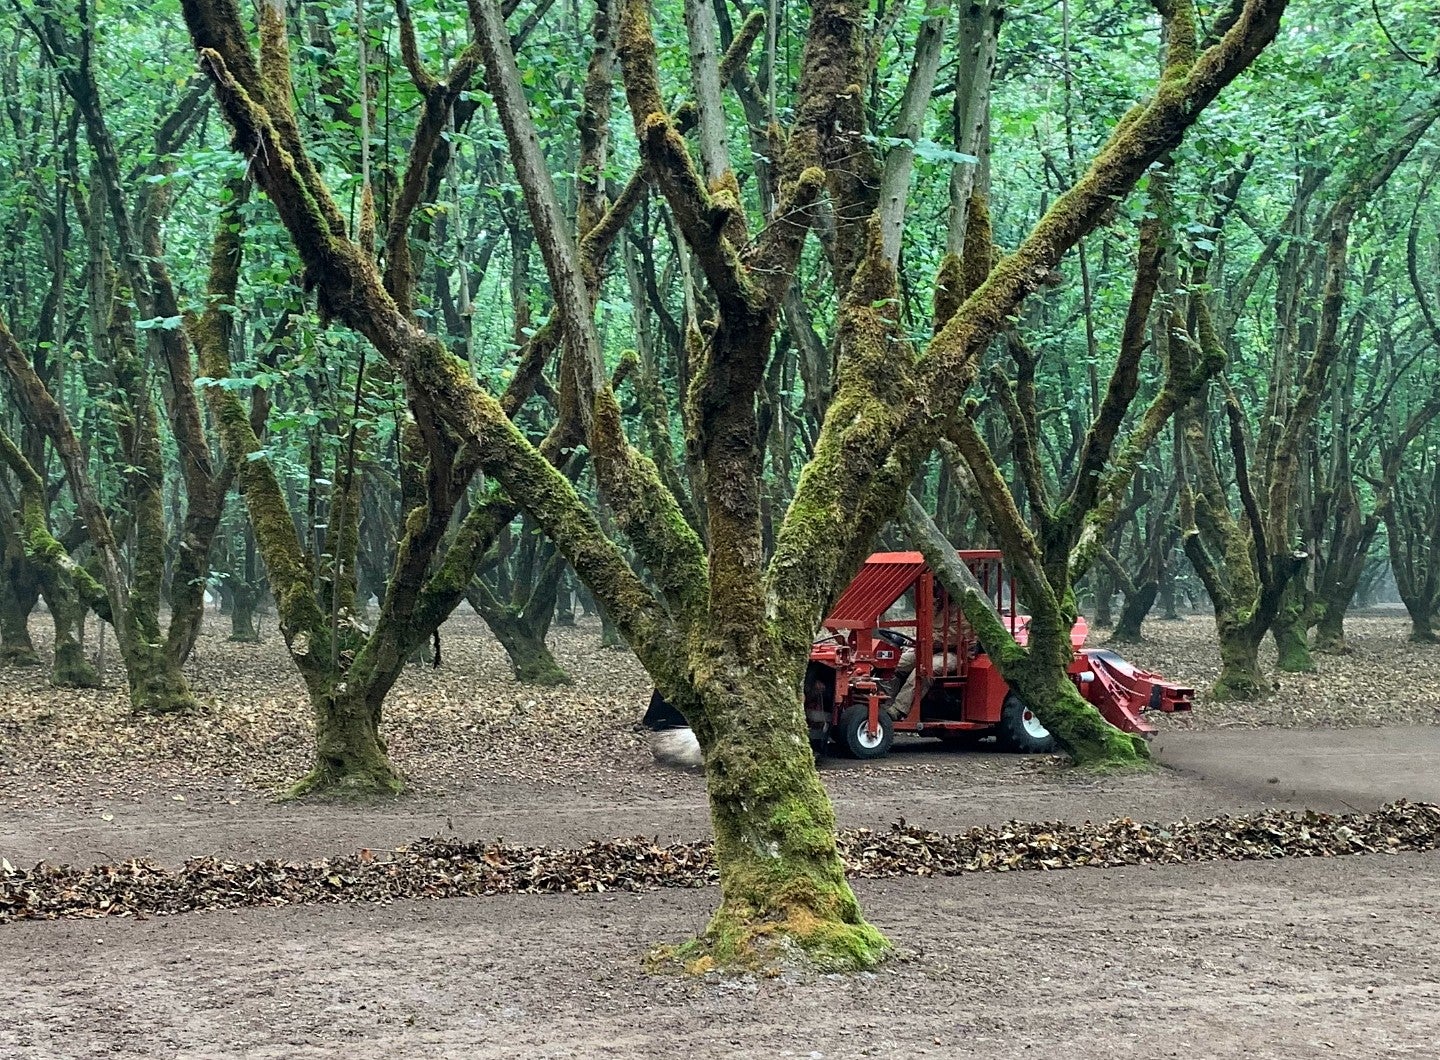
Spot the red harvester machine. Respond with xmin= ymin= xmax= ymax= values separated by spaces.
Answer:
xmin=808 ymin=550 xmax=1193 ymax=759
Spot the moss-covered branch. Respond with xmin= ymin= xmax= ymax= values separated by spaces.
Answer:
xmin=0 ymin=421 xmax=110 ymax=623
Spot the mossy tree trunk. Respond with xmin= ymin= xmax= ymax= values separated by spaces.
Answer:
xmin=1311 ymin=602 xmax=1348 ymax=654
xmin=0 ymin=546 xmax=40 ymax=667
xmin=935 ymin=142 xmax=1219 ymax=764
xmin=1306 ymin=485 xmax=1380 ymax=657
xmin=490 ymin=523 xmax=570 ymax=684
xmin=0 ymin=421 xmax=110 ymax=685
xmin=2 ymin=299 xmax=198 ymax=713
xmin=288 ymin=681 xmax=401 ymax=797
xmin=694 ymin=667 xmax=886 ymax=970
xmin=1091 ymin=570 xmax=1115 ymax=629
xmin=1179 ymin=388 xmax=1295 ymax=701
xmin=905 ymin=495 xmax=1148 ymax=767
xmin=1383 ymin=456 xmax=1440 ymax=647
xmin=41 ymin=573 xmax=100 ymax=688
xmin=182 ymin=5 xmax=593 ymax=794
xmin=1105 ymin=472 xmax=1181 ymax=644
xmin=1214 ymin=618 xmax=1267 ymax=699
xmin=1270 ymin=582 xmax=1316 ymax=673
xmin=110 ymin=293 xmax=202 ymax=715
xmin=469 ymin=576 xmax=570 ymax=686
xmin=1112 ymin=581 xmax=1159 ymax=643
xmin=1159 ymin=579 xmax=1180 ymax=619
xmin=32 ymin=9 xmax=228 ymax=696
xmin=230 ymin=581 xmax=263 ymax=643
xmin=1408 ymin=611 xmax=1438 ymax=644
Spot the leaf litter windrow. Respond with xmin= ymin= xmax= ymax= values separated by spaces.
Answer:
xmin=2 ymin=801 xmax=1437 ymax=925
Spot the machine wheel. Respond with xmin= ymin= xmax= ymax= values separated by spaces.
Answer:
xmin=997 ymin=693 xmax=1056 ymax=754
xmin=836 ymin=703 xmax=895 ymax=759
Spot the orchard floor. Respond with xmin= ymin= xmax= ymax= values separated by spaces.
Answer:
xmin=2 ymin=610 xmax=1439 ymax=1059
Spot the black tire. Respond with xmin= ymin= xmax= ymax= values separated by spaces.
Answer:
xmin=836 ymin=703 xmax=895 ymax=759
xmin=996 ymin=693 xmax=1056 ymax=754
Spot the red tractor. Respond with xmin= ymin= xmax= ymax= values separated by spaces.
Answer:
xmin=806 ymin=550 xmax=1194 ymax=759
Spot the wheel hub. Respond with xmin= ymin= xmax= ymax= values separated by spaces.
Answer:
xmin=1020 ymin=708 xmax=1051 ymax=740
xmin=854 ymin=719 xmax=885 ymax=749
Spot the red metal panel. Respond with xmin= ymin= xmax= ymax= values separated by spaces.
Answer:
xmin=825 ymin=550 xmax=1004 ymax=629
xmin=824 ymin=559 xmax=925 ymax=628
xmin=962 ymin=656 xmax=1007 ymax=723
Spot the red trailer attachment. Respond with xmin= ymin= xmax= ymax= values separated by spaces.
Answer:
xmin=1072 ymin=648 xmax=1194 ymax=734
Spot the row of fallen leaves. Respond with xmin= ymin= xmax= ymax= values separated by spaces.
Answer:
xmin=3 ymin=801 xmax=1437 ymax=925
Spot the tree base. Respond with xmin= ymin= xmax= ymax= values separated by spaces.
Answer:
xmin=281 ymin=759 xmax=404 ymax=800
xmin=1070 ymin=743 xmax=1153 ymax=775
xmin=650 ymin=906 xmax=891 ymax=976
xmin=1212 ymin=671 xmax=1267 ymax=701
xmin=228 ymin=630 xmax=262 ymax=644
xmin=1010 ymin=670 xmax=1150 ymax=769
xmin=51 ymin=644 xmax=100 ymax=689
xmin=1 ymin=645 xmax=41 ymax=668
xmin=1107 ymin=627 xmax=1145 ymax=645
xmin=129 ymin=679 xmax=199 ymax=715
xmin=514 ymin=659 xmax=572 ymax=686
xmin=1274 ymin=646 xmax=1316 ymax=673
xmin=1409 ymin=628 xmax=1437 ymax=645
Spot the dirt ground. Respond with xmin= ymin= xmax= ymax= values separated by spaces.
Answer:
xmin=2 ymin=610 xmax=1439 ymax=1058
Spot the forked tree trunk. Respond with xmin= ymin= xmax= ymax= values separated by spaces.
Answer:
xmin=124 ymin=636 xmax=197 ymax=714
xmin=120 ymin=500 xmax=199 ymax=714
xmin=180 ymin=0 xmax=1292 ymax=972
xmin=486 ymin=610 xmax=570 ymax=686
xmin=43 ymin=578 xmax=100 ymax=688
xmin=1215 ymin=619 xmax=1267 ymax=699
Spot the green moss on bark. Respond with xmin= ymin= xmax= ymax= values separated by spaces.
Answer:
xmin=1271 ymin=590 xmax=1315 ymax=673
xmin=666 ymin=668 xmax=891 ymax=972
xmin=127 ymin=650 xmax=198 ymax=715
xmin=1214 ymin=630 xmax=1266 ymax=700
xmin=48 ymin=585 xmax=99 ymax=689
xmin=284 ymin=684 xmax=404 ymax=799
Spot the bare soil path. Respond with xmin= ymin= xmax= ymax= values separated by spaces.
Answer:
xmin=2 ymin=851 xmax=1436 ymax=1059
xmin=1151 ymin=726 xmax=1440 ymax=809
